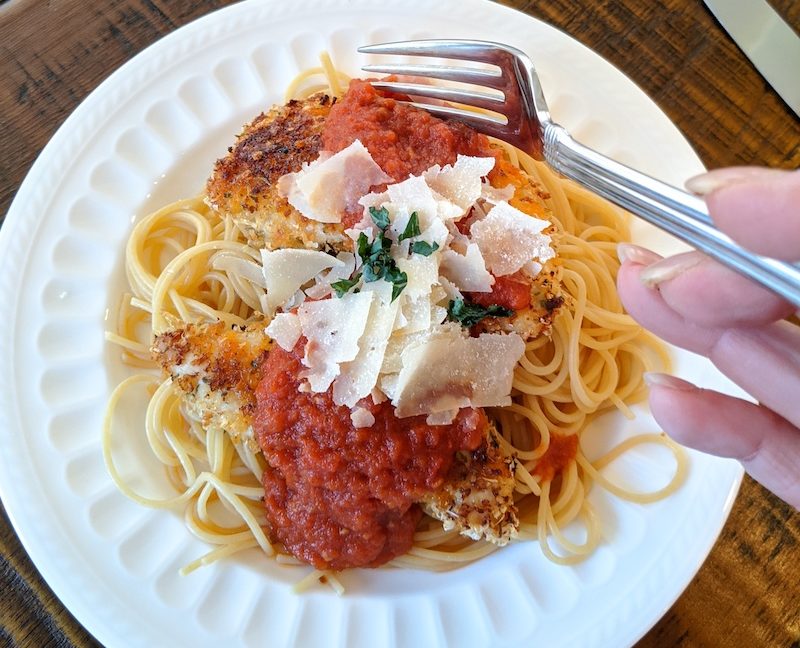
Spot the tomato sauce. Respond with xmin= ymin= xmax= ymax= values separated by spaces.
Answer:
xmin=254 ymin=344 xmax=487 ymax=570
xmin=533 ymin=433 xmax=579 ymax=482
xmin=323 ymin=79 xmax=500 ymax=227
xmin=468 ymin=271 xmax=532 ymax=311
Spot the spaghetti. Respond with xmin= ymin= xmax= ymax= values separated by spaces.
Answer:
xmin=104 ymin=55 xmax=687 ymax=588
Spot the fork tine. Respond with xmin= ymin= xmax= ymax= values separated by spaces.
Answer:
xmin=359 ymin=39 xmax=540 ymax=154
xmin=370 ymin=81 xmax=505 ymax=112
xmin=401 ymin=102 xmax=510 ymax=140
xmin=358 ymin=40 xmax=512 ymax=65
xmin=361 ymin=64 xmax=505 ymax=89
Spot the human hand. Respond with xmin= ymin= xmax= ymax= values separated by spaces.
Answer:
xmin=616 ymin=167 xmax=800 ymax=509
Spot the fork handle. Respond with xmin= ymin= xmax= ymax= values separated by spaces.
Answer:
xmin=543 ymin=124 xmax=800 ymax=309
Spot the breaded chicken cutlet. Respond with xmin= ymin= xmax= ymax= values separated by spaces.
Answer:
xmin=152 ymin=321 xmax=270 ymax=449
xmin=154 ymin=86 xmax=575 ymax=551
xmin=153 ymin=321 xmax=519 ymax=545
xmin=206 ymin=94 xmax=351 ymax=252
xmin=206 ymin=93 xmax=563 ymax=342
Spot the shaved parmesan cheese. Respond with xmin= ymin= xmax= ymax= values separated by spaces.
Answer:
xmin=305 ymin=252 xmax=357 ymax=300
xmin=304 ymin=283 xmax=333 ymax=301
xmin=385 ymin=176 xmax=439 ymax=235
xmin=280 ymin=140 xmax=391 ymax=223
xmin=212 ymin=254 xmax=267 ymax=288
xmin=328 ymin=252 xmax=357 ymax=282
xmin=333 ymin=281 xmax=400 ymax=407
xmin=439 ymin=244 xmax=494 ymax=292
xmin=471 ymin=201 xmax=554 ymax=276
xmin=417 ymin=218 xmax=450 ymax=250
xmin=393 ymin=306 xmax=409 ymax=332
xmin=400 ymin=294 xmax=433 ymax=334
xmin=266 ymin=152 xmax=557 ymax=420
xmin=424 ymin=156 xmax=495 ymax=210
xmin=261 ymin=249 xmax=342 ymax=314
xmin=523 ymin=260 xmax=543 ymax=277
xmin=392 ymin=330 xmax=525 ymax=418
xmin=283 ymin=289 xmax=306 ymax=311
xmin=380 ymin=373 xmax=400 ymax=401
xmin=480 ymin=180 xmax=514 ymax=205
xmin=265 ymin=313 xmax=301 ymax=351
xmin=365 ymin=176 xmax=461 ymax=242
xmin=431 ymin=304 xmax=448 ymax=326
xmin=426 ymin=409 xmax=458 ymax=426
xmin=382 ymin=329 xmax=430 ymax=374
xmin=445 ymin=221 xmax=471 ymax=254
xmin=439 ymin=277 xmax=464 ymax=302
xmin=350 ymin=407 xmax=375 ymax=428
xmin=298 ymin=291 xmax=373 ymax=392
xmin=396 ymin=254 xmax=439 ymax=299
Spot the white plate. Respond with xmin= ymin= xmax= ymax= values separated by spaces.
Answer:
xmin=0 ymin=1 xmax=744 ymax=646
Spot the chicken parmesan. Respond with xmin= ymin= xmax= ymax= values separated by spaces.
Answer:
xmin=157 ymin=78 xmax=555 ymax=569
xmin=105 ymin=56 xmax=685 ymax=588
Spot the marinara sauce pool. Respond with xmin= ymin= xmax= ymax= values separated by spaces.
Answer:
xmin=254 ymin=344 xmax=487 ymax=570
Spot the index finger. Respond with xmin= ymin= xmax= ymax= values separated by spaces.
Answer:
xmin=686 ymin=167 xmax=800 ymax=261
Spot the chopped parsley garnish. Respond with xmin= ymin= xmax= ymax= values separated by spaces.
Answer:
xmin=411 ymin=241 xmax=439 ymax=256
xmin=331 ymin=274 xmax=361 ymax=297
xmin=369 ymin=205 xmax=390 ymax=230
xmin=356 ymin=231 xmax=407 ymax=302
xmin=399 ymin=212 xmax=421 ymax=241
xmin=358 ymin=231 xmax=392 ymax=282
xmin=387 ymin=266 xmax=408 ymax=301
xmin=446 ymin=298 xmax=514 ymax=327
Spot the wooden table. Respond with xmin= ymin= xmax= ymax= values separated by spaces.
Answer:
xmin=1 ymin=0 xmax=798 ymax=646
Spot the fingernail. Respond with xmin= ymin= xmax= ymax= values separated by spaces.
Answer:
xmin=644 ymin=372 xmax=697 ymax=391
xmin=617 ymin=243 xmax=662 ymax=266
xmin=685 ymin=167 xmax=787 ymax=195
xmin=639 ymin=251 xmax=704 ymax=287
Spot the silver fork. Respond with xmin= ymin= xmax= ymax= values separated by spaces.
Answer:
xmin=359 ymin=40 xmax=800 ymax=309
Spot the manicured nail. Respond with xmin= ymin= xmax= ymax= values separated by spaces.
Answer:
xmin=685 ymin=167 xmax=787 ymax=195
xmin=644 ymin=372 xmax=697 ymax=391
xmin=617 ymin=243 xmax=662 ymax=266
xmin=639 ymin=251 xmax=704 ymax=287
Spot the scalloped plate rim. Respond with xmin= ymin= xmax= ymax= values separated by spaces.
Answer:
xmin=0 ymin=1 xmax=744 ymax=647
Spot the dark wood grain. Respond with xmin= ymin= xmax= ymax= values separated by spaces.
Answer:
xmin=1 ymin=1 xmax=798 ymax=646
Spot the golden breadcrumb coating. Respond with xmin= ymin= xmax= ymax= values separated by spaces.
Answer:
xmin=206 ymin=93 xmax=350 ymax=252
xmin=152 ymin=321 xmax=271 ymax=448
